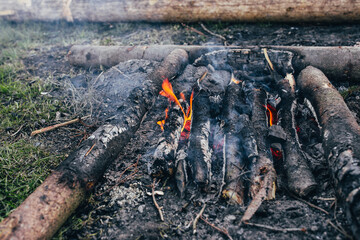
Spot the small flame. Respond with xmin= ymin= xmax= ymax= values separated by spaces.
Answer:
xmin=264 ymin=104 xmax=278 ymax=126
xmin=158 ymin=78 xmax=193 ymax=140
xmin=231 ymin=73 xmax=241 ymax=84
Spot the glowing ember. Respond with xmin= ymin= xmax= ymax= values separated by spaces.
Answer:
xmin=265 ymin=103 xmax=278 ymax=126
xmin=231 ymin=73 xmax=241 ymax=84
xmin=157 ymin=78 xmax=193 ymax=140
xmin=270 ymin=148 xmax=283 ymax=161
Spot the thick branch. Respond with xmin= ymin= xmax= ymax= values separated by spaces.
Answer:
xmin=297 ymin=66 xmax=360 ymax=239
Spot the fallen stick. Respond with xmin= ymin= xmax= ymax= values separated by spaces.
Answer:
xmin=200 ymin=216 xmax=233 ymax=240
xmin=68 ymin=45 xmax=360 ymax=83
xmin=193 ymin=203 xmax=207 ymax=234
xmin=297 ymin=66 xmax=360 ymax=239
xmin=0 ymin=49 xmax=189 ymax=240
xmin=31 ymin=117 xmax=82 ymax=136
xmin=2 ymin=0 xmax=360 ymax=22
xmin=244 ymin=222 xmax=306 ymax=233
xmin=151 ymin=179 xmax=164 ymax=222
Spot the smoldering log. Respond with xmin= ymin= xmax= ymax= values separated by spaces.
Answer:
xmin=222 ymin=82 xmax=246 ymax=205
xmin=0 ymin=49 xmax=189 ymax=240
xmin=150 ymin=105 xmax=184 ymax=177
xmin=2 ymin=0 xmax=360 ymax=22
xmin=275 ymin=73 xmax=317 ymax=197
xmin=187 ymin=91 xmax=212 ymax=189
xmin=297 ymin=66 xmax=360 ymax=239
xmin=68 ymin=45 xmax=360 ymax=83
xmin=242 ymin=87 xmax=276 ymax=222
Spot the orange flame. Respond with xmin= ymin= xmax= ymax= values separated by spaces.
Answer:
xmin=264 ymin=104 xmax=278 ymax=126
xmin=158 ymin=78 xmax=193 ymax=139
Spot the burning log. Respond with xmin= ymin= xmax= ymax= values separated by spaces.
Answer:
xmin=274 ymin=73 xmax=317 ymax=197
xmin=242 ymin=87 xmax=276 ymax=222
xmin=2 ymin=0 xmax=360 ymax=22
xmin=151 ymin=104 xmax=184 ymax=177
xmin=222 ymin=81 xmax=247 ymax=205
xmin=297 ymin=66 xmax=360 ymax=238
xmin=0 ymin=49 xmax=189 ymax=240
xmin=68 ymin=45 xmax=360 ymax=83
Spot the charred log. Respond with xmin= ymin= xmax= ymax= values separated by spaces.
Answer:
xmin=275 ymin=73 xmax=317 ymax=197
xmin=0 ymin=49 xmax=189 ymax=240
xmin=151 ymin=105 xmax=184 ymax=177
xmin=175 ymin=146 xmax=188 ymax=198
xmin=222 ymin=82 xmax=246 ymax=205
xmin=297 ymin=66 xmax=360 ymax=239
xmin=187 ymin=91 xmax=212 ymax=189
xmin=68 ymin=45 xmax=360 ymax=83
xmin=242 ymin=87 xmax=276 ymax=222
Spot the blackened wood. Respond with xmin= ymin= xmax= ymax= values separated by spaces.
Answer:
xmin=242 ymin=88 xmax=276 ymax=222
xmin=187 ymin=91 xmax=212 ymax=189
xmin=151 ymin=105 xmax=183 ymax=177
xmin=69 ymin=45 xmax=360 ymax=83
xmin=276 ymin=74 xmax=317 ymax=197
xmin=297 ymin=66 xmax=360 ymax=239
xmin=222 ymin=83 xmax=246 ymax=204
xmin=0 ymin=49 xmax=189 ymax=240
xmin=175 ymin=146 xmax=188 ymax=198
xmin=2 ymin=0 xmax=360 ymax=22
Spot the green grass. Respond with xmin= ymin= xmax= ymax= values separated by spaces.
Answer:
xmin=0 ymin=140 xmax=64 ymax=221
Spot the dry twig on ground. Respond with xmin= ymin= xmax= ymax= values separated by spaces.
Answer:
xmin=151 ymin=178 xmax=164 ymax=221
xmin=200 ymin=216 xmax=233 ymax=240
xmin=244 ymin=222 xmax=306 ymax=233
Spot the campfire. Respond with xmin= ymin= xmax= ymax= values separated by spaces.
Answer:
xmin=1 ymin=46 xmax=360 ymax=239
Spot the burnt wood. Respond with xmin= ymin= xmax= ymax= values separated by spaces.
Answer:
xmin=275 ymin=74 xmax=317 ymax=197
xmin=68 ymin=45 xmax=360 ymax=83
xmin=0 ymin=49 xmax=189 ymax=240
xmin=298 ymin=66 xmax=360 ymax=239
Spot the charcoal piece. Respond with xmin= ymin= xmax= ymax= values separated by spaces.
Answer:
xmin=267 ymin=125 xmax=287 ymax=143
xmin=275 ymin=73 xmax=317 ymax=197
xmin=150 ymin=105 xmax=184 ymax=177
xmin=187 ymin=91 xmax=212 ymax=189
xmin=298 ymin=66 xmax=360 ymax=238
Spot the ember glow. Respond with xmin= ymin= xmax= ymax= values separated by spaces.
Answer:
xmin=265 ymin=103 xmax=278 ymax=126
xmin=271 ymin=148 xmax=283 ymax=161
xmin=158 ymin=78 xmax=193 ymax=140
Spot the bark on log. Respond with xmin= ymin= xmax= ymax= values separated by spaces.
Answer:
xmin=275 ymin=73 xmax=317 ymax=197
xmin=2 ymin=0 xmax=360 ymax=22
xmin=297 ymin=66 xmax=360 ymax=239
xmin=0 ymin=49 xmax=189 ymax=240
xmin=68 ymin=45 xmax=360 ymax=83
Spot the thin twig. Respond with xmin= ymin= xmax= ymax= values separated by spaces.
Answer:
xmin=200 ymin=216 xmax=233 ymax=240
xmin=263 ymin=48 xmax=274 ymax=71
xmin=10 ymin=124 xmax=24 ymax=137
xmin=85 ymin=143 xmax=96 ymax=157
xmin=326 ymin=220 xmax=353 ymax=239
xmin=30 ymin=116 xmax=90 ymax=136
xmin=193 ymin=203 xmax=207 ymax=234
xmin=111 ymin=66 xmax=131 ymax=79
xmin=181 ymin=23 xmax=205 ymax=36
xmin=200 ymin=23 xmax=226 ymax=41
xmin=152 ymin=178 xmax=164 ymax=221
xmin=290 ymin=193 xmax=329 ymax=215
xmin=244 ymin=222 xmax=306 ymax=233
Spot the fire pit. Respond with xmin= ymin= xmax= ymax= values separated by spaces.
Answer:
xmin=1 ymin=45 xmax=360 ymax=240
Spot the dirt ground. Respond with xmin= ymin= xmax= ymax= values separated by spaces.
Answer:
xmin=3 ymin=21 xmax=360 ymax=239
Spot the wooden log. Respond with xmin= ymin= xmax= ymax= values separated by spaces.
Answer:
xmin=242 ymin=87 xmax=276 ymax=222
xmin=297 ymin=66 xmax=360 ymax=239
xmin=2 ymin=0 xmax=360 ymax=22
xmin=68 ymin=45 xmax=360 ymax=83
xmin=0 ymin=49 xmax=189 ymax=240
xmin=275 ymin=73 xmax=317 ymax=197
xmin=222 ymin=82 xmax=246 ymax=205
